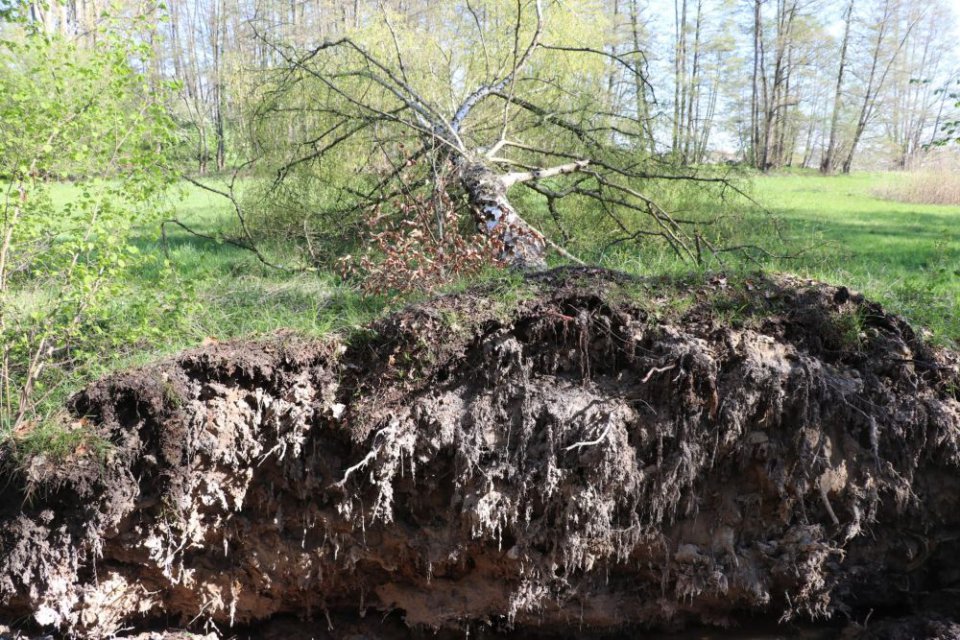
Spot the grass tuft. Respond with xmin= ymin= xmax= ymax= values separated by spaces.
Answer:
xmin=4 ymin=412 xmax=113 ymax=467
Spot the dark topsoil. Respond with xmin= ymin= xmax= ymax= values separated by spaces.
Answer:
xmin=2 ymin=268 xmax=960 ymax=640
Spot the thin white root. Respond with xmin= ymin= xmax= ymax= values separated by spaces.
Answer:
xmin=334 ymin=448 xmax=379 ymax=488
xmin=642 ymin=365 xmax=675 ymax=384
xmin=819 ymin=483 xmax=840 ymax=526
xmin=565 ymin=424 xmax=612 ymax=452
xmin=333 ymin=422 xmax=399 ymax=488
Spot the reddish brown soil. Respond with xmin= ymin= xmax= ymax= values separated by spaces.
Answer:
xmin=1 ymin=268 xmax=959 ymax=639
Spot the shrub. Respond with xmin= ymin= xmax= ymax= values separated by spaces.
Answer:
xmin=0 ymin=11 xmax=179 ymax=454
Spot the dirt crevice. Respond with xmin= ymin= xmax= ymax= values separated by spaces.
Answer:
xmin=1 ymin=269 xmax=959 ymax=639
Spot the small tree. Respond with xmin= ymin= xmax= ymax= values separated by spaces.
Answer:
xmin=0 ymin=6 xmax=176 ymax=442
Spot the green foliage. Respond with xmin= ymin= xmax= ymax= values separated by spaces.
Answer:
xmin=0 ymin=12 xmax=182 ymax=449
xmin=932 ymin=80 xmax=960 ymax=146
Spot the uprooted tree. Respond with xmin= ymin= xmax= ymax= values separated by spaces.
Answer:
xmin=234 ymin=0 xmax=754 ymax=274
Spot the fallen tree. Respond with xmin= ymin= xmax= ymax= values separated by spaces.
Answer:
xmin=231 ymin=1 xmax=760 ymax=273
xmin=1 ymin=269 xmax=959 ymax=638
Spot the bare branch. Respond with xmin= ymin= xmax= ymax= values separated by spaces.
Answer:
xmin=161 ymin=218 xmax=296 ymax=272
xmin=450 ymin=0 xmax=543 ymax=133
xmin=251 ymin=24 xmax=465 ymax=151
xmin=180 ymin=172 xmax=315 ymax=272
xmin=537 ymin=43 xmax=657 ymax=96
xmin=464 ymin=1 xmax=491 ymax=78
xmin=491 ymin=91 xmax=597 ymax=143
xmin=501 ymin=160 xmax=591 ymax=187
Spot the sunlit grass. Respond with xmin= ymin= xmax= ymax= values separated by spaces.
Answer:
xmin=749 ymin=172 xmax=959 ymax=345
xmin=27 ymin=170 xmax=960 ymax=380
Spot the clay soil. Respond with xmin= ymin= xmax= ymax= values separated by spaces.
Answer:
xmin=2 ymin=268 xmax=959 ymax=639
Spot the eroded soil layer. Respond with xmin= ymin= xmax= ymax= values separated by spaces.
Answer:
xmin=2 ymin=268 xmax=960 ymax=639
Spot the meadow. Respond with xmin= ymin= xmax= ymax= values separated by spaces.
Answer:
xmin=143 ymin=171 xmax=959 ymax=350
xmin=746 ymin=172 xmax=960 ymax=345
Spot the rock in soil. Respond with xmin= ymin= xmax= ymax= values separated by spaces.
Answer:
xmin=2 ymin=268 xmax=959 ymax=639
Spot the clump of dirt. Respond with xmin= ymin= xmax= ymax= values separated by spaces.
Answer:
xmin=2 ymin=268 xmax=959 ymax=639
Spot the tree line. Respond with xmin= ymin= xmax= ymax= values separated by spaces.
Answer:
xmin=17 ymin=0 xmax=956 ymax=175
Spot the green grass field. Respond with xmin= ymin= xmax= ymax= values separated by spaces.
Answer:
xmin=90 ymin=182 xmax=385 ymax=370
xmin=746 ymin=172 xmax=959 ymax=345
xmin=30 ymin=170 xmax=960 ymax=386
xmin=146 ymin=171 xmax=959 ymax=355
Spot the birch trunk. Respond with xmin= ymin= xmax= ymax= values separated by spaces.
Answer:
xmin=459 ymin=161 xmax=547 ymax=269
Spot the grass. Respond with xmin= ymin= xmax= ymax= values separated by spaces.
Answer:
xmin=127 ymin=171 xmax=960 ymax=354
xmin=59 ymin=179 xmax=382 ymax=349
xmin=569 ymin=170 xmax=957 ymax=345
xmin=743 ymin=171 xmax=959 ymax=345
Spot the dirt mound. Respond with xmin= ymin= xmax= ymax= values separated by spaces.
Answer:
xmin=2 ymin=268 xmax=960 ymax=639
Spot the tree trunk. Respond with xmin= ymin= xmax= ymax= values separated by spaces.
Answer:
xmin=840 ymin=0 xmax=920 ymax=174
xmin=629 ymin=0 xmax=656 ymax=154
xmin=459 ymin=161 xmax=546 ymax=269
xmin=750 ymin=0 xmax=763 ymax=169
xmin=683 ymin=0 xmax=703 ymax=164
xmin=842 ymin=0 xmax=890 ymax=174
xmin=697 ymin=51 xmax=722 ymax=164
xmin=821 ymin=0 xmax=854 ymax=174
xmin=672 ymin=0 xmax=688 ymax=158
xmin=213 ymin=0 xmax=227 ymax=172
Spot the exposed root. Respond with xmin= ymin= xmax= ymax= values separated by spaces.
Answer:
xmin=1 ymin=269 xmax=959 ymax=639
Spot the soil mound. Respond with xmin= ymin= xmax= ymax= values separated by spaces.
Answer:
xmin=2 ymin=268 xmax=959 ymax=639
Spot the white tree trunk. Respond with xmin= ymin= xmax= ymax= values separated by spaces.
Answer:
xmin=459 ymin=161 xmax=547 ymax=269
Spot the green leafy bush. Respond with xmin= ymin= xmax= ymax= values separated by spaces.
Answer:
xmin=0 ymin=10 xmax=181 ymax=456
